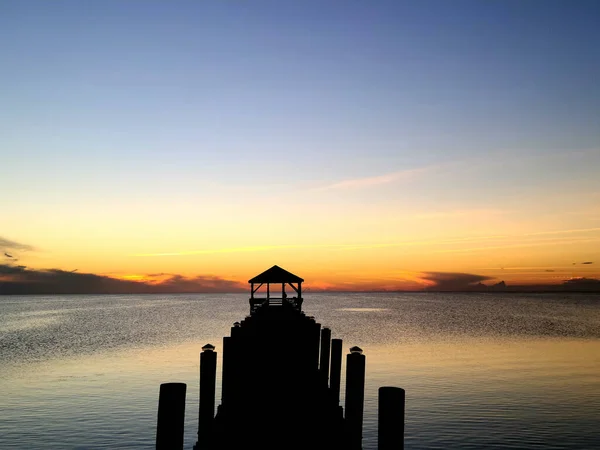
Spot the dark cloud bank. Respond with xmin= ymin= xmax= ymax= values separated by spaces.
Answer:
xmin=1 ymin=265 xmax=599 ymax=295
xmin=421 ymin=272 xmax=494 ymax=290
xmin=422 ymin=271 xmax=600 ymax=293
xmin=0 ymin=264 xmax=246 ymax=295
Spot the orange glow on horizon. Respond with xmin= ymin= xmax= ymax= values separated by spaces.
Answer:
xmin=3 ymin=206 xmax=599 ymax=292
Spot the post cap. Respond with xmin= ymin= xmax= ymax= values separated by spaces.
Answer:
xmin=202 ymin=343 xmax=215 ymax=352
xmin=349 ymin=346 xmax=363 ymax=354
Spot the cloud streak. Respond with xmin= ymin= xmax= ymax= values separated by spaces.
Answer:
xmin=134 ymin=226 xmax=600 ymax=257
xmin=523 ymin=227 xmax=600 ymax=236
xmin=134 ymin=244 xmax=314 ymax=257
xmin=317 ymin=166 xmax=433 ymax=191
xmin=0 ymin=237 xmax=35 ymax=252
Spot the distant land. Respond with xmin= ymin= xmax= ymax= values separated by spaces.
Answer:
xmin=422 ymin=279 xmax=600 ymax=294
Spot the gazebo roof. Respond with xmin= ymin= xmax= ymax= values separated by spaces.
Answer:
xmin=248 ymin=265 xmax=304 ymax=284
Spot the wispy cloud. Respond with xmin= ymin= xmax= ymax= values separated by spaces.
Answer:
xmin=433 ymin=237 xmax=600 ymax=254
xmin=134 ymin=244 xmax=327 ymax=257
xmin=412 ymin=208 xmax=507 ymax=220
xmin=314 ymin=148 xmax=598 ymax=193
xmin=134 ymin=227 xmax=600 ymax=257
xmin=131 ymin=224 xmax=600 ymax=259
xmin=133 ymin=237 xmax=504 ymax=257
xmin=0 ymin=237 xmax=35 ymax=252
xmin=523 ymin=227 xmax=600 ymax=237
xmin=316 ymin=166 xmax=433 ymax=191
xmin=476 ymin=266 xmax=565 ymax=271
xmin=432 ymin=228 xmax=600 ymax=254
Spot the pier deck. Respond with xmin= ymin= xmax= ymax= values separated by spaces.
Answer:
xmin=155 ymin=266 xmax=405 ymax=450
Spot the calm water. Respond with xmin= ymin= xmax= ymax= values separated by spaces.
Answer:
xmin=1 ymin=293 xmax=599 ymax=449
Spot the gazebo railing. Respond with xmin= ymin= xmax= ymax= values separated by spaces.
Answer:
xmin=249 ymin=296 xmax=303 ymax=313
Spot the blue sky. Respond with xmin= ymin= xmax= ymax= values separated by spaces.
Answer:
xmin=1 ymin=0 xmax=599 ymax=288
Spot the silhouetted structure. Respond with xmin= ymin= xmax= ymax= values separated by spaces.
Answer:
xmin=156 ymin=266 xmax=405 ymax=449
xmin=248 ymin=264 xmax=304 ymax=312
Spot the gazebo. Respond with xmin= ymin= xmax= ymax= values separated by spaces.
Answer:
xmin=248 ymin=265 xmax=304 ymax=313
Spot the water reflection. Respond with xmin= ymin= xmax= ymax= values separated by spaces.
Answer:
xmin=1 ymin=293 xmax=599 ymax=449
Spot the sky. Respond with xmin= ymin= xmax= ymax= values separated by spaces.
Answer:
xmin=1 ymin=0 xmax=600 ymax=293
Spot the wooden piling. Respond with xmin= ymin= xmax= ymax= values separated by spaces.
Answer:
xmin=221 ymin=336 xmax=232 ymax=406
xmin=345 ymin=347 xmax=366 ymax=449
xmin=156 ymin=382 xmax=186 ymax=450
xmin=378 ymin=386 xmax=405 ymax=450
xmin=319 ymin=327 xmax=332 ymax=386
xmin=312 ymin=321 xmax=322 ymax=370
xmin=227 ymin=324 xmax=243 ymax=409
xmin=195 ymin=344 xmax=217 ymax=450
xmin=330 ymin=338 xmax=343 ymax=405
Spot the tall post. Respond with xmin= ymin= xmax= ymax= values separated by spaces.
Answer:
xmin=319 ymin=327 xmax=332 ymax=386
xmin=195 ymin=344 xmax=217 ymax=450
xmin=378 ymin=387 xmax=405 ymax=450
xmin=156 ymin=382 xmax=186 ymax=450
xmin=221 ymin=336 xmax=232 ymax=406
xmin=312 ymin=322 xmax=322 ymax=370
xmin=345 ymin=347 xmax=366 ymax=449
xmin=267 ymin=282 xmax=270 ymax=301
xmin=330 ymin=338 xmax=343 ymax=405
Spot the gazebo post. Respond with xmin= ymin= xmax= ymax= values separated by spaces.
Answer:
xmin=250 ymin=283 xmax=254 ymax=300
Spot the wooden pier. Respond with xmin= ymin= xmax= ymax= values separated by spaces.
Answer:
xmin=156 ymin=266 xmax=405 ymax=449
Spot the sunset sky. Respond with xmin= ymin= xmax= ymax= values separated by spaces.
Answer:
xmin=1 ymin=1 xmax=599 ymax=292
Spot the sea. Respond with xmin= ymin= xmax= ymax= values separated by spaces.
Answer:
xmin=1 ymin=292 xmax=599 ymax=449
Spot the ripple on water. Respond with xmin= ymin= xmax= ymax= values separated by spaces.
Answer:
xmin=1 ymin=293 xmax=599 ymax=449
xmin=337 ymin=307 xmax=390 ymax=312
